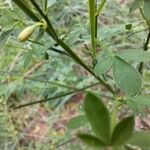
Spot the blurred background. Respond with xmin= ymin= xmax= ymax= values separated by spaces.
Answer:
xmin=0 ymin=0 xmax=150 ymax=149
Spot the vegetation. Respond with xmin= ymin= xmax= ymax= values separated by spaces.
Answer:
xmin=0 ymin=0 xmax=150 ymax=149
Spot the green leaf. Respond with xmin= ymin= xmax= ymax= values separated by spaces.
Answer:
xmin=78 ymin=133 xmax=106 ymax=148
xmin=113 ymin=57 xmax=142 ymax=96
xmin=126 ymin=95 xmax=150 ymax=113
xmin=111 ymin=116 xmax=134 ymax=146
xmin=68 ymin=115 xmax=88 ymax=129
xmin=84 ymin=92 xmax=110 ymax=144
xmin=65 ymin=27 xmax=83 ymax=46
xmin=143 ymin=0 xmax=150 ymax=23
xmin=0 ymin=29 xmax=13 ymax=48
xmin=88 ymin=0 xmax=96 ymax=56
xmin=126 ymin=100 xmax=139 ymax=113
xmin=129 ymin=0 xmax=144 ymax=14
xmin=94 ymin=56 xmax=113 ymax=76
xmin=127 ymin=131 xmax=150 ymax=148
xmin=116 ymin=50 xmax=150 ymax=62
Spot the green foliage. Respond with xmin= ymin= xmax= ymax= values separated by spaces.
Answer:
xmin=126 ymin=95 xmax=150 ymax=113
xmin=12 ymin=0 xmax=39 ymax=22
xmin=127 ymin=131 xmax=150 ymax=148
xmin=78 ymin=133 xmax=106 ymax=148
xmin=116 ymin=50 xmax=150 ymax=62
xmin=84 ymin=92 xmax=111 ymax=144
xmin=111 ymin=116 xmax=134 ymax=146
xmin=95 ymin=50 xmax=148 ymax=96
xmin=68 ymin=115 xmax=88 ymax=129
xmin=94 ymin=56 xmax=113 ymax=75
xmin=0 ymin=0 xmax=150 ymax=149
xmin=113 ymin=56 xmax=142 ymax=96
xmin=78 ymin=92 xmax=135 ymax=149
xmin=0 ymin=29 xmax=13 ymax=48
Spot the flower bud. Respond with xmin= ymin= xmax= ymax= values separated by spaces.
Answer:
xmin=18 ymin=25 xmax=35 ymax=42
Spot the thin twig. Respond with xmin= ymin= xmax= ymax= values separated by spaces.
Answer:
xmin=138 ymin=28 xmax=150 ymax=74
xmin=12 ymin=82 xmax=101 ymax=109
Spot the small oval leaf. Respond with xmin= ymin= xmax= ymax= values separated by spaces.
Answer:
xmin=113 ymin=56 xmax=142 ymax=96
xmin=94 ymin=56 xmax=113 ymax=76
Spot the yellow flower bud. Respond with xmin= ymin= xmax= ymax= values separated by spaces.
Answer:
xmin=18 ymin=25 xmax=35 ymax=42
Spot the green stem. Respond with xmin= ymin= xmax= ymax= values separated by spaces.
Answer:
xmin=111 ymin=98 xmax=119 ymax=134
xmin=29 ymin=0 xmax=58 ymax=40
xmin=57 ymin=40 xmax=115 ymax=94
xmin=44 ymin=0 xmax=48 ymax=13
xmin=88 ymin=0 xmax=96 ymax=57
xmin=26 ymin=1 xmax=95 ymax=76
xmin=29 ymin=0 xmax=95 ymax=75
xmin=25 ymin=78 xmax=78 ymax=90
xmin=12 ymin=0 xmax=40 ymax=22
xmin=138 ymin=28 xmax=150 ymax=74
xmin=12 ymin=0 xmax=115 ymax=94
xmin=140 ymin=8 xmax=150 ymax=26
xmin=96 ymin=0 xmax=106 ymax=16
xmin=1 ymin=70 xmax=114 ymax=100
xmin=13 ymin=82 xmax=100 ymax=109
xmin=95 ymin=0 xmax=98 ymax=44
xmin=57 ymin=39 xmax=94 ymax=75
